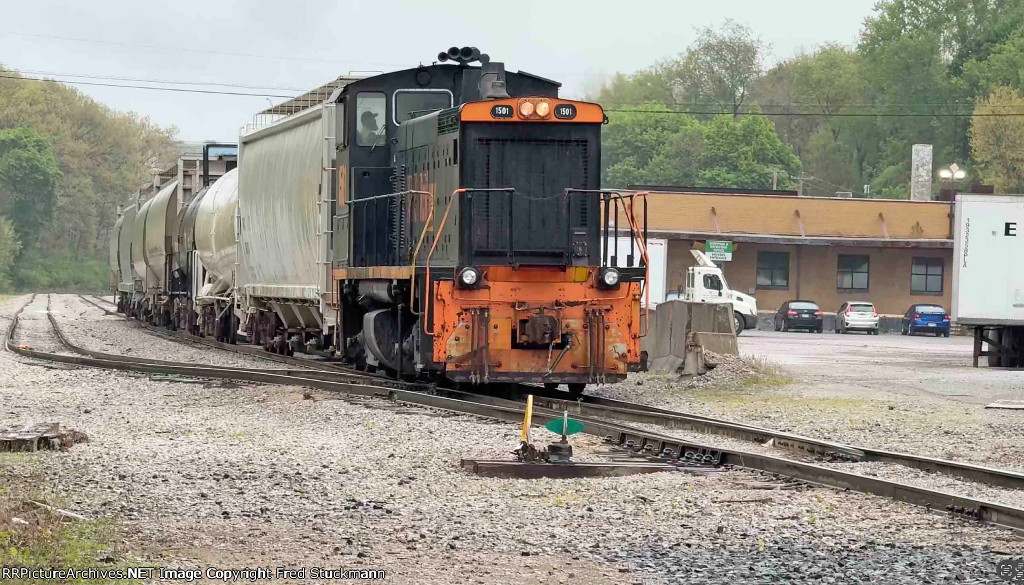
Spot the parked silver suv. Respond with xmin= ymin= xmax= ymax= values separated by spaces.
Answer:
xmin=836 ymin=301 xmax=880 ymax=335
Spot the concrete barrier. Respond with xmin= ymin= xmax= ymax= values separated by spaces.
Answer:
xmin=642 ymin=301 xmax=737 ymax=374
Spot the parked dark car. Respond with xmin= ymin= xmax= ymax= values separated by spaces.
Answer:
xmin=901 ymin=304 xmax=951 ymax=337
xmin=774 ymin=300 xmax=824 ymax=333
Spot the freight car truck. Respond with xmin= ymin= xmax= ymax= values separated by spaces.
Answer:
xmin=953 ymin=194 xmax=1024 ymax=366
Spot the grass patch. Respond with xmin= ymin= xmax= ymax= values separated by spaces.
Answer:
xmin=691 ymin=354 xmax=792 ymax=403
xmin=745 ymin=354 xmax=790 ymax=387
xmin=0 ymin=455 xmax=139 ymax=584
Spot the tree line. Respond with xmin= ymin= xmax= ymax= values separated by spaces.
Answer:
xmin=593 ymin=0 xmax=1024 ymax=197
xmin=0 ymin=67 xmax=177 ymax=290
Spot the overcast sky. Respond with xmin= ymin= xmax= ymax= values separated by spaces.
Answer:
xmin=1 ymin=0 xmax=879 ymax=142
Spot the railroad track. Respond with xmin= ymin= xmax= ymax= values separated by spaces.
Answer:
xmin=79 ymin=293 xmax=1024 ymax=494
xmin=75 ymin=294 xmax=429 ymax=392
xmin=31 ymin=293 xmax=1024 ymax=531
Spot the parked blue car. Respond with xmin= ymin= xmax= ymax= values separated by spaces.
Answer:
xmin=901 ymin=304 xmax=951 ymax=337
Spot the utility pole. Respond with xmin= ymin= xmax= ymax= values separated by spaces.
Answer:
xmin=793 ymin=174 xmax=814 ymax=197
xmin=772 ymin=169 xmax=778 ymax=191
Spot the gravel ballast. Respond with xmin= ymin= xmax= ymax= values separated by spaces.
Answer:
xmin=2 ymin=295 xmax=1023 ymax=584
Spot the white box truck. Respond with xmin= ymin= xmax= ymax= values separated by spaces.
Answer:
xmin=953 ymin=194 xmax=1024 ymax=366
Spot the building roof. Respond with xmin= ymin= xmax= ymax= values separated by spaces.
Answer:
xmin=631 ymin=191 xmax=952 ymax=246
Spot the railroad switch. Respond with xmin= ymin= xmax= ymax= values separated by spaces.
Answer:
xmin=513 ymin=395 xmax=580 ymax=464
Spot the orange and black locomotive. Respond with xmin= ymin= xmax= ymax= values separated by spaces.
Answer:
xmin=332 ymin=47 xmax=649 ymax=394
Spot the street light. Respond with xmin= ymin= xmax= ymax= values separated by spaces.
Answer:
xmin=939 ymin=163 xmax=966 ymax=180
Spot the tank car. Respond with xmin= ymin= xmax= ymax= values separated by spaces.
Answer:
xmin=110 ymin=200 xmax=139 ymax=313
xmin=129 ymin=179 xmax=183 ymax=324
xmin=186 ymin=168 xmax=239 ymax=340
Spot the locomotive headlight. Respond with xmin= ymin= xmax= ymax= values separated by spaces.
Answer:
xmin=598 ymin=268 xmax=621 ymax=289
xmin=535 ymin=100 xmax=551 ymax=118
xmin=458 ymin=266 xmax=482 ymax=288
xmin=519 ymin=101 xmax=535 ymax=117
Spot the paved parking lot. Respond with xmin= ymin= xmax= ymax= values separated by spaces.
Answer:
xmin=738 ymin=329 xmax=1024 ymax=406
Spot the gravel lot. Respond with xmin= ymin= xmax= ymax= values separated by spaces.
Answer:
xmin=2 ymin=295 xmax=1023 ymax=584
xmin=596 ymin=330 xmax=1024 ymax=474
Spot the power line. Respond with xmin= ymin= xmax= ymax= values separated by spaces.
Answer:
xmin=804 ymin=175 xmax=860 ymax=194
xmin=599 ymin=99 xmax=1004 ymax=109
xmin=11 ymin=68 xmax=306 ymax=92
xmin=0 ymin=73 xmax=296 ymax=98
xmin=0 ymin=31 xmax=408 ymax=69
xmin=605 ymin=108 xmax=1024 ymax=118
xmin=6 ymin=70 xmax=1024 ymax=117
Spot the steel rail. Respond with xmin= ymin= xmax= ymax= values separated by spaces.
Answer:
xmin=76 ymin=294 xmax=429 ymax=392
xmin=86 ymin=293 xmax=1024 ymax=493
xmin=526 ymin=391 xmax=1024 ymax=492
xmin=9 ymin=295 xmax=1024 ymax=532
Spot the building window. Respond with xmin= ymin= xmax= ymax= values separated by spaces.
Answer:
xmin=837 ymin=254 xmax=869 ymax=291
xmin=911 ymin=257 xmax=943 ymax=294
xmin=756 ymin=251 xmax=789 ymax=289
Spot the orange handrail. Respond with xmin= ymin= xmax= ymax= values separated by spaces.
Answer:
xmin=423 ymin=188 xmax=467 ymax=335
xmin=624 ymin=192 xmax=651 ymax=336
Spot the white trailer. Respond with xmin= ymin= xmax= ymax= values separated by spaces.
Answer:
xmin=953 ymin=194 xmax=1024 ymax=366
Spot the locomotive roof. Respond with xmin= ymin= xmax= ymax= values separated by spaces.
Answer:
xmin=255 ymin=63 xmax=562 ymax=119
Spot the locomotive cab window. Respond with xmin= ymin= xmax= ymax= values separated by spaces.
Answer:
xmin=356 ymin=93 xmax=386 ymax=147
xmin=393 ymin=89 xmax=453 ymax=124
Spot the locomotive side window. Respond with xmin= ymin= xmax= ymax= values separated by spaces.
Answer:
xmin=393 ymin=89 xmax=453 ymax=124
xmin=356 ymin=93 xmax=386 ymax=147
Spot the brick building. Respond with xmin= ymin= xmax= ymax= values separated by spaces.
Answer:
xmin=640 ymin=191 xmax=953 ymax=316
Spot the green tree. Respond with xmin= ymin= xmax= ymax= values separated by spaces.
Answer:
xmin=0 ymin=67 xmax=177 ymax=290
xmin=591 ymin=68 xmax=675 ymax=108
xmin=970 ymin=86 xmax=1024 ymax=192
xmin=602 ymin=104 xmax=703 ymax=188
xmin=0 ymin=127 xmax=61 ymax=249
xmin=0 ymin=216 xmax=19 ymax=289
xmin=962 ymin=26 xmax=1024 ymax=93
xmin=698 ymin=109 xmax=802 ymax=189
xmin=666 ymin=20 xmax=767 ymax=118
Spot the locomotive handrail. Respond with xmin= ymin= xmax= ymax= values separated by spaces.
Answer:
xmin=347 ymin=190 xmax=432 ymax=268
xmin=423 ymin=188 xmax=516 ymax=336
xmin=577 ymin=189 xmax=651 ymax=337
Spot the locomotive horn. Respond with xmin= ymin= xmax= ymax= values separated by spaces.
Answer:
xmin=437 ymin=52 xmax=450 ymax=62
xmin=460 ymin=46 xmax=480 ymax=62
xmin=447 ymin=46 xmax=462 ymax=61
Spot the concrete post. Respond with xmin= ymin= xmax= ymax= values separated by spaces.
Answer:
xmin=911 ymin=144 xmax=933 ymax=201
